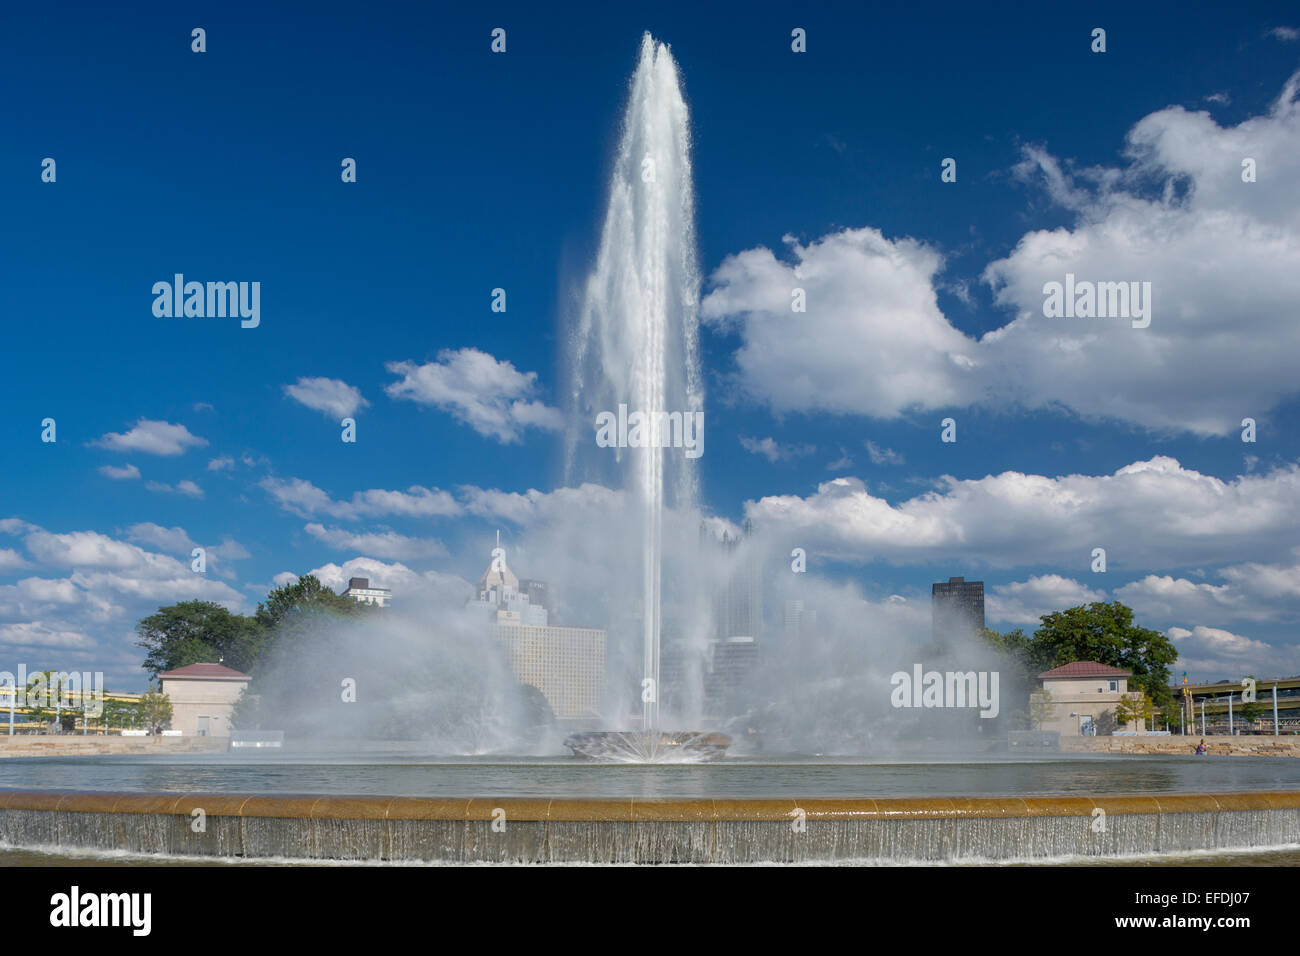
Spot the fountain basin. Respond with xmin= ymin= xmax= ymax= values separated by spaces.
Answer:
xmin=2 ymin=788 xmax=1298 ymax=863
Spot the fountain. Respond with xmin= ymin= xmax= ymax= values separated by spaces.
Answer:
xmin=564 ymin=34 xmax=725 ymax=761
xmin=4 ymin=34 xmax=1297 ymax=869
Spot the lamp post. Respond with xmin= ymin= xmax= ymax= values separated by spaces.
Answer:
xmin=1201 ymin=698 xmax=1206 ymax=736
xmin=1227 ymin=693 xmax=1234 ymax=736
xmin=1274 ymin=684 xmax=1280 ymax=737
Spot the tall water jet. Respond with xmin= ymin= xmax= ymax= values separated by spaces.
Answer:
xmin=566 ymin=34 xmax=712 ymax=759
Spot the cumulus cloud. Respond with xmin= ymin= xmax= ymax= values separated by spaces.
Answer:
xmin=0 ymin=523 xmax=247 ymax=682
xmin=739 ymin=436 xmax=815 ymax=462
xmin=385 ymin=348 xmax=563 ymax=442
xmin=0 ymin=549 xmax=29 ymax=572
xmin=703 ymin=74 xmax=1300 ymax=437
xmin=126 ymin=523 xmax=197 ymax=553
xmin=303 ymin=523 xmax=447 ymax=560
xmin=744 ymin=456 xmax=1300 ymax=571
xmin=91 ymin=419 xmax=207 ymax=456
xmin=98 ymin=463 xmax=140 ymax=480
xmin=986 ymin=575 xmax=1108 ymax=627
xmin=702 ymin=229 xmax=977 ymax=417
xmin=283 ymin=376 xmax=369 ymax=419
xmin=1115 ymin=550 xmax=1300 ymax=628
xmin=207 ymin=456 xmax=235 ymax=471
xmin=260 ymin=477 xmax=461 ymax=521
xmin=1165 ymin=625 xmax=1292 ymax=679
xmin=0 ymin=622 xmax=94 ymax=649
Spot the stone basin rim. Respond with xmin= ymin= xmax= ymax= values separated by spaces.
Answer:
xmin=0 ymin=788 xmax=1297 ymax=821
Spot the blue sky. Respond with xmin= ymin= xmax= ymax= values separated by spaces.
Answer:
xmin=3 ymin=0 xmax=1300 ymax=689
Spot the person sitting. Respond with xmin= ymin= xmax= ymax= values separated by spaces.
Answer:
xmin=1195 ymin=739 xmax=1207 ymax=755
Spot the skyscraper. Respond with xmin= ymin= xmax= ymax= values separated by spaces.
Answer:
xmin=931 ymin=576 xmax=985 ymax=643
xmin=703 ymin=520 xmax=762 ymax=715
xmin=711 ymin=520 xmax=761 ymax=642
xmin=467 ymin=535 xmax=606 ymax=720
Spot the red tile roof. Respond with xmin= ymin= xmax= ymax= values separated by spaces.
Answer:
xmin=1038 ymin=661 xmax=1131 ymax=679
xmin=157 ymin=662 xmax=250 ymax=681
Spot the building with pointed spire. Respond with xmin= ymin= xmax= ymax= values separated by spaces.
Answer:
xmin=466 ymin=534 xmax=606 ymax=721
xmin=467 ymin=530 xmax=548 ymax=626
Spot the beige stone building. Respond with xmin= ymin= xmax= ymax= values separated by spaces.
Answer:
xmin=1032 ymin=661 xmax=1147 ymax=736
xmin=157 ymin=663 xmax=250 ymax=737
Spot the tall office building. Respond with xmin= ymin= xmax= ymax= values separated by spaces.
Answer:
xmin=782 ymin=599 xmax=817 ymax=641
xmin=711 ymin=521 xmax=761 ymax=643
xmin=931 ymin=576 xmax=985 ymax=642
xmin=703 ymin=521 xmax=762 ymax=714
xmin=492 ymin=622 xmax=605 ymax=719
xmin=467 ymin=535 xmax=605 ymax=720
xmin=704 ymin=636 xmax=758 ymax=712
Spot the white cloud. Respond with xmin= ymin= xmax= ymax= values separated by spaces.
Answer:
xmin=303 ymin=523 xmax=447 ymax=560
xmin=1164 ymin=625 xmax=1293 ymax=679
xmin=1269 ymin=26 xmax=1299 ymax=41
xmin=91 ymin=419 xmax=207 ymax=456
xmin=145 ymin=479 xmax=204 ymax=499
xmin=283 ymin=376 xmax=369 ymax=419
xmin=986 ymin=575 xmax=1108 ymax=627
xmin=98 ymin=463 xmax=141 ymax=480
xmin=126 ymin=523 xmax=196 ymax=553
xmin=0 ymin=523 xmax=247 ymax=681
xmin=745 ymin=457 xmax=1300 ymax=570
xmin=207 ymin=457 xmax=235 ymax=471
xmin=458 ymin=483 xmax=623 ymax=526
xmin=385 ymin=348 xmax=563 ymax=442
xmin=703 ymin=74 xmax=1300 ymax=437
xmin=0 ymin=549 xmax=29 ymax=572
xmin=27 ymin=530 xmax=168 ymax=571
xmin=739 ymin=436 xmax=814 ymax=462
xmin=864 ymin=441 xmax=904 ymax=465
xmin=702 ymin=229 xmax=976 ymax=418
xmin=1168 ymin=624 xmax=1271 ymax=658
xmin=0 ymin=622 xmax=94 ymax=649
xmin=259 ymin=477 xmax=461 ymax=521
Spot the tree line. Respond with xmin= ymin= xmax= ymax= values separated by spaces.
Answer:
xmin=134 ymin=574 xmax=375 ymax=683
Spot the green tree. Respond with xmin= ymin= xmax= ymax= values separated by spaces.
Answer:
xmin=139 ymin=692 xmax=173 ymax=734
xmin=1116 ymin=692 xmax=1154 ymax=728
xmin=1031 ymin=602 xmax=1177 ymax=711
xmin=135 ymin=601 xmax=263 ymax=680
xmin=100 ymin=697 xmax=140 ymax=733
xmin=255 ymin=575 xmax=369 ymax=632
